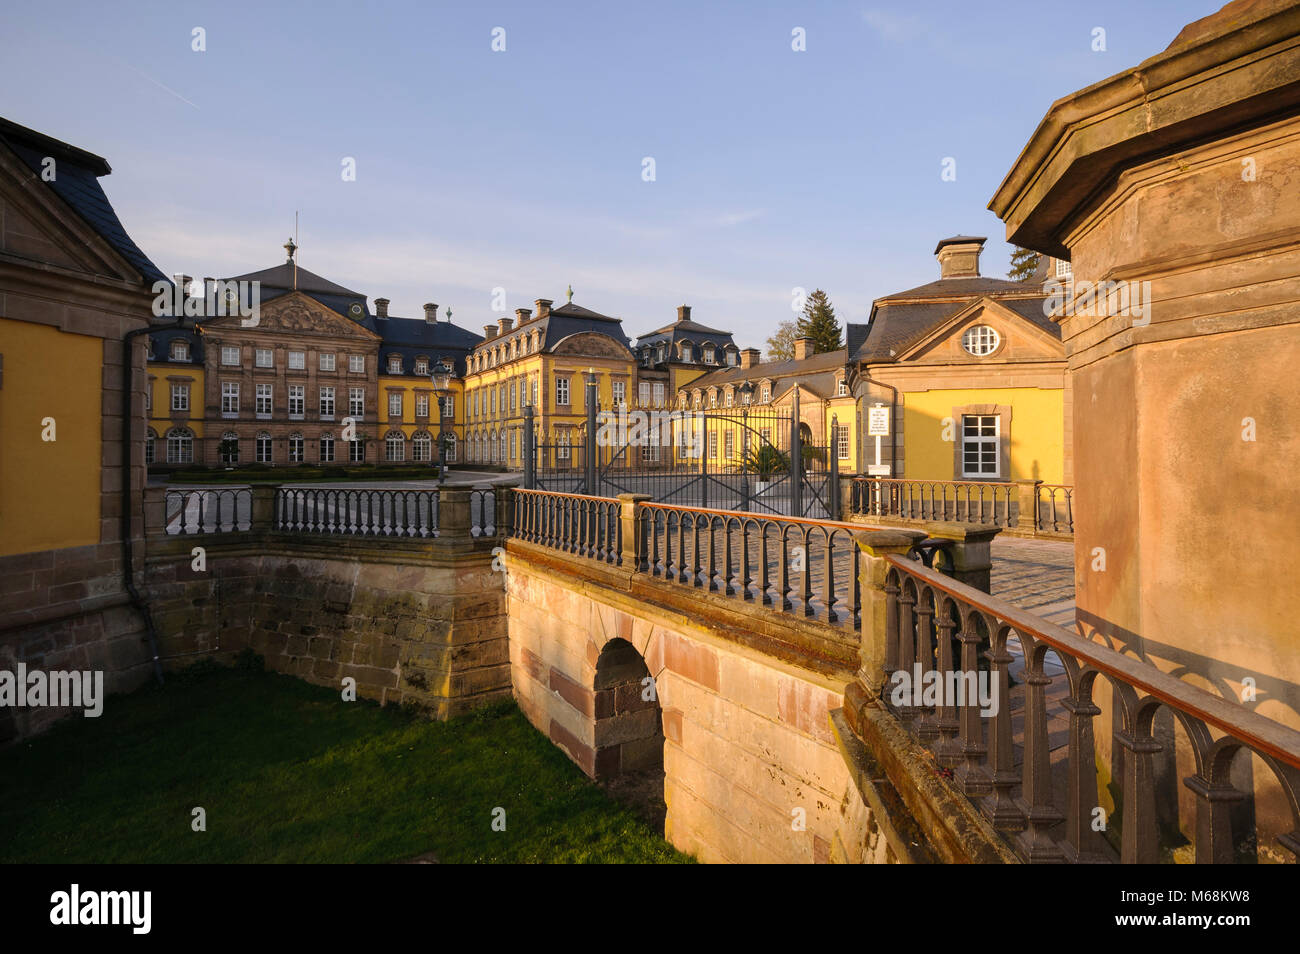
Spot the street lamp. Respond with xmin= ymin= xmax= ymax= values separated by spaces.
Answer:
xmin=738 ymin=381 xmax=754 ymax=508
xmin=431 ymin=363 xmax=452 ymax=484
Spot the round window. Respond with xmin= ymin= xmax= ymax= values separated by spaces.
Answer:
xmin=961 ymin=325 xmax=1000 ymax=356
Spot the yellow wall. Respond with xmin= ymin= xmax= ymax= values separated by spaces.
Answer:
xmin=147 ymin=364 xmax=205 ymax=442
xmin=902 ymin=386 xmax=1064 ymax=483
xmin=0 ymin=318 xmax=102 ymax=555
xmin=377 ymin=374 xmax=464 ymax=457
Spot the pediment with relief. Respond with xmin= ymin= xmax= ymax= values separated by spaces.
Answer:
xmin=200 ymin=291 xmax=380 ymax=339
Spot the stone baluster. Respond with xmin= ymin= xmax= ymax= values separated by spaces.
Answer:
xmin=1019 ymin=638 xmax=1065 ymax=862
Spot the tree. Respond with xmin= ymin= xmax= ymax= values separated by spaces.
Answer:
xmin=765 ymin=319 xmax=799 ymax=362
xmin=796 ymin=289 xmax=842 ymax=355
xmin=1008 ymin=247 xmax=1041 ymax=282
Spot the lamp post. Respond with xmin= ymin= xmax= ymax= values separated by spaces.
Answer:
xmin=431 ymin=364 xmax=451 ymax=484
xmin=738 ymin=381 xmax=754 ymax=511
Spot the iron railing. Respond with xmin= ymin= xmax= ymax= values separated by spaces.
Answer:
xmin=164 ymin=488 xmax=251 ymax=534
xmin=511 ymin=488 xmax=622 ymax=565
xmin=851 ymin=477 xmax=1074 ymax=535
xmin=274 ymin=488 xmax=439 ymax=537
xmin=470 ymin=488 xmax=496 ymax=537
xmin=882 ymin=554 xmax=1300 ymax=864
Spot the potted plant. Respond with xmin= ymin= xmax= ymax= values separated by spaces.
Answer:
xmin=744 ymin=443 xmax=789 ymax=496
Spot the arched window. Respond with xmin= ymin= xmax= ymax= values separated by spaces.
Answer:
xmin=166 ymin=427 xmax=193 ymax=464
xmin=220 ymin=431 xmax=239 ymax=465
xmin=385 ymin=430 xmax=406 ymax=462
xmin=145 ymin=428 xmax=157 ymax=465
xmin=499 ymin=430 xmax=508 ymax=462
xmin=412 ymin=431 xmax=432 ymax=462
xmin=255 ymin=431 xmax=272 ymax=464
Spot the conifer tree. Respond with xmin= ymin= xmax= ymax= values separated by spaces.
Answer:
xmin=1008 ymin=247 xmax=1041 ymax=282
xmin=795 ymin=289 xmax=842 ymax=355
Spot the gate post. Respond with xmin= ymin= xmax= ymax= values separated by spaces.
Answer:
xmin=790 ymin=389 xmax=803 ymax=517
xmin=523 ymin=404 xmax=536 ymax=489
xmin=829 ymin=413 xmax=840 ymax=521
xmin=584 ymin=371 xmax=598 ymax=494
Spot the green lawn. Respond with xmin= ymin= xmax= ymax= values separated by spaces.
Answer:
xmin=0 ymin=662 xmax=690 ymax=864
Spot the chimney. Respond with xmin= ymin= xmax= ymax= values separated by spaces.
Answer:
xmin=535 ymin=298 xmax=553 ymax=318
xmin=934 ymin=236 xmax=986 ymax=279
xmin=677 ymin=304 xmax=692 ymax=323
xmin=739 ymin=347 xmax=761 ymax=369
xmin=374 ymin=298 xmax=389 ymax=319
xmin=483 ymin=325 xmax=497 ymax=340
xmin=423 ymin=302 xmax=439 ymax=323
xmin=515 ymin=308 xmax=532 ymax=323
xmin=179 ymin=275 xmax=193 ymax=300
xmin=499 ymin=317 xmax=514 ymax=334
xmin=793 ymin=337 xmax=813 ymax=361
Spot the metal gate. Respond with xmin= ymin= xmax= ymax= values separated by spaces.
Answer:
xmin=524 ymin=387 xmax=839 ymax=518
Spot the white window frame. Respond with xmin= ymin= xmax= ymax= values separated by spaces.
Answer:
xmin=255 ymin=348 xmax=273 ymax=368
xmin=320 ymin=386 xmax=335 ymax=421
xmin=389 ymin=392 xmax=403 ymax=417
xmin=960 ymin=414 xmax=1001 ymax=478
xmin=319 ymin=352 xmax=336 ymax=372
xmin=349 ymin=354 xmax=365 ymax=373
xmin=171 ymin=383 xmax=189 ymax=412
xmin=349 ymin=387 xmax=365 ymax=416
xmin=221 ymin=382 xmax=239 ymax=418
xmin=288 ymin=385 xmax=305 ymax=419
xmin=255 ymin=383 xmax=272 ymax=419
xmin=221 ymin=346 xmax=240 ymax=367
xmin=556 ymin=378 xmax=570 ymax=406
xmin=288 ymin=351 xmax=305 ymax=370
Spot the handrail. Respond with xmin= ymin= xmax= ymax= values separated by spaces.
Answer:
xmin=885 ymin=554 xmax=1300 ymax=771
xmin=640 ymin=499 xmax=892 ymax=534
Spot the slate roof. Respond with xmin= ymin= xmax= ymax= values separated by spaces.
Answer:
xmin=476 ymin=301 xmax=634 ymax=356
xmin=0 ymin=117 xmax=167 ymax=285
xmin=370 ymin=313 xmax=482 ymax=377
xmin=686 ymin=349 xmax=847 ymax=401
xmin=849 ymin=274 xmax=1056 ymax=365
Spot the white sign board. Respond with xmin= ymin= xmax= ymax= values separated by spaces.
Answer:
xmin=867 ymin=406 xmax=890 ymax=437
xmin=867 ymin=464 xmax=892 ymax=476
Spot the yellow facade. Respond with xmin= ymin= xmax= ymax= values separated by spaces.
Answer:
xmin=901 ymin=386 xmax=1064 ymax=484
xmin=376 ymin=375 xmax=464 ymax=463
xmin=0 ymin=318 xmax=102 ymax=555
xmin=146 ymin=363 xmax=206 ymax=465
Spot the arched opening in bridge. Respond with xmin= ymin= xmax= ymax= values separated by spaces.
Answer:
xmin=592 ymin=638 xmax=665 ymax=827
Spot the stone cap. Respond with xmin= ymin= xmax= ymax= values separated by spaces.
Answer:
xmin=988 ymin=0 xmax=1300 ymax=257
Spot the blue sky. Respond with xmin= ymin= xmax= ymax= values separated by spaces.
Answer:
xmin=2 ymin=0 xmax=1219 ymax=347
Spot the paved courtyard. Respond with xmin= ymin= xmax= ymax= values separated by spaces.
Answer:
xmin=988 ymin=536 xmax=1076 ymax=630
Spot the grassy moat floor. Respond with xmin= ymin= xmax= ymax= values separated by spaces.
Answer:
xmin=0 ymin=660 xmax=690 ymax=864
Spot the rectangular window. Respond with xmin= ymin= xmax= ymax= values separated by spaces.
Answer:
xmin=171 ymin=383 xmax=189 ymax=412
xmin=349 ymin=439 xmax=364 ymax=462
xmin=288 ymin=385 xmax=304 ymax=419
xmin=256 ymin=383 xmax=272 ymax=418
xmin=1055 ymin=258 xmax=1072 ymax=278
xmin=320 ymin=386 xmax=335 ymax=420
xmin=837 ymin=379 xmax=848 ymax=396
xmin=221 ymin=346 xmax=240 ymax=366
xmin=638 ymin=382 xmax=650 ymax=405
xmin=145 ymin=385 xmax=152 ymax=412
xmin=319 ymin=353 xmax=336 ymax=371
xmin=724 ymin=431 xmax=735 ymax=458
xmin=760 ymin=384 xmax=771 ymax=403
xmin=289 ymin=435 xmax=304 ymax=463
xmin=510 ymin=382 xmax=516 ymax=412
xmin=319 ymin=435 xmax=335 ymax=463
xmin=531 ymin=379 xmax=538 ymax=407
xmin=221 ymin=382 xmax=239 ymax=417
xmin=389 ymin=392 xmax=403 ymax=417
xmin=708 ymin=431 xmax=718 ymax=458
xmin=349 ymin=354 xmax=364 ymax=373
xmin=557 ymin=433 xmax=570 ymax=460
xmin=836 ymin=424 xmax=850 ymax=460
xmin=256 ymin=434 xmax=272 ymax=463
xmin=653 ymin=382 xmax=665 ymax=406
xmin=961 ymin=415 xmax=1000 ymax=478
xmin=441 ymin=396 xmax=454 ymax=418
xmin=288 ymin=351 xmax=305 ymax=370
xmin=255 ymin=348 xmax=273 ymax=368
xmin=416 ymin=394 xmax=429 ymax=418
xmin=556 ymin=378 xmax=570 ymax=406
xmin=349 ymin=387 xmax=365 ymax=416
xmin=612 ymin=381 xmax=626 ymax=406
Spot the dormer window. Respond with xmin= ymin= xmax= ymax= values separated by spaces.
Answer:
xmin=725 ymin=347 xmax=738 ymax=366
xmin=414 ymin=357 xmax=429 ymax=375
xmin=837 ymin=378 xmax=848 ymax=396
xmin=709 ymin=390 xmax=717 ymax=408
xmin=388 ymin=354 xmax=403 ymax=374
xmin=760 ymin=383 xmax=771 ymax=403
xmin=703 ymin=345 xmax=716 ymax=365
xmin=724 ymin=388 xmax=733 ymax=408
xmin=679 ymin=341 xmax=694 ymax=362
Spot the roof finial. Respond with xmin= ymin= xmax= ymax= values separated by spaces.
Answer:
xmin=284 ymin=236 xmax=297 ymax=263
xmin=566 ymin=283 xmax=574 ymax=303
xmin=445 ymin=306 xmax=453 ymax=323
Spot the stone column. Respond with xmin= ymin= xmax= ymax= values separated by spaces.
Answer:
xmin=250 ymin=485 xmax=277 ymax=530
xmin=851 ymin=529 xmax=926 ymax=703
xmin=142 ymin=485 xmax=167 ymax=538
xmin=438 ymin=488 xmax=471 ymax=538
xmin=1014 ymin=479 xmax=1041 ymax=535
xmin=495 ymin=479 xmax=520 ymax=537
xmin=617 ymin=493 xmax=653 ymax=571
xmin=918 ymin=523 xmax=1001 ymax=592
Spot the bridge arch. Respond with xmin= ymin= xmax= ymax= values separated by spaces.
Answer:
xmin=592 ymin=637 xmax=665 ymax=780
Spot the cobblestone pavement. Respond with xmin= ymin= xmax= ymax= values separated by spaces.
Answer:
xmin=989 ymin=536 xmax=1076 ymax=630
